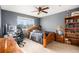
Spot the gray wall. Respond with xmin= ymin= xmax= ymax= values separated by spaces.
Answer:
xmin=1 ymin=10 xmax=40 ymax=35
xmin=1 ymin=10 xmax=38 ymax=26
xmin=34 ymin=18 xmax=40 ymax=25
xmin=0 ymin=7 xmax=1 ymax=35
xmin=2 ymin=10 xmax=17 ymax=26
xmin=40 ymin=8 xmax=79 ymax=32
xmin=40 ymin=11 xmax=67 ymax=32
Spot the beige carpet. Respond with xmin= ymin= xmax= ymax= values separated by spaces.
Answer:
xmin=22 ymin=38 xmax=79 ymax=53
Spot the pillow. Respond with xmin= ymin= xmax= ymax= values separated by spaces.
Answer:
xmin=32 ymin=30 xmax=40 ymax=33
xmin=57 ymin=30 xmax=64 ymax=35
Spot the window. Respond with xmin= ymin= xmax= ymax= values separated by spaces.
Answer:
xmin=17 ymin=16 xmax=34 ymax=29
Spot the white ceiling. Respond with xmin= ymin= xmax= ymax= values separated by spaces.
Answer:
xmin=1 ymin=5 xmax=79 ymax=18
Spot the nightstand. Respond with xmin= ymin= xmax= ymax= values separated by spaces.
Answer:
xmin=56 ymin=34 xmax=64 ymax=43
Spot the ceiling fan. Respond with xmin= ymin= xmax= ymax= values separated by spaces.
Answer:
xmin=33 ymin=6 xmax=49 ymax=15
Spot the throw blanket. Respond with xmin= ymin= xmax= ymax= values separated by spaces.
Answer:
xmin=30 ymin=32 xmax=43 ymax=44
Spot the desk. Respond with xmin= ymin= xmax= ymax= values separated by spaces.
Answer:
xmin=0 ymin=37 xmax=23 ymax=53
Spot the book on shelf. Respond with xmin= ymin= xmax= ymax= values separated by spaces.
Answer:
xmin=77 ymin=19 xmax=79 ymax=22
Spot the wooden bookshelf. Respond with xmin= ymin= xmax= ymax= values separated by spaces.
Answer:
xmin=65 ymin=15 xmax=79 ymax=46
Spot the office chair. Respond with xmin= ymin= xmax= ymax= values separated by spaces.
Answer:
xmin=15 ymin=27 xmax=25 ymax=47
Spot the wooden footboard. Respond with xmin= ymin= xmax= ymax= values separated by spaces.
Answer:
xmin=43 ymin=32 xmax=55 ymax=48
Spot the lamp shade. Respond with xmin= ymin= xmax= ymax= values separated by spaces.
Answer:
xmin=56 ymin=25 xmax=64 ymax=35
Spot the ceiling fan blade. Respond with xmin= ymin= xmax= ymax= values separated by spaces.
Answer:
xmin=35 ymin=7 xmax=38 ymax=9
xmin=42 ymin=7 xmax=49 ymax=10
xmin=32 ymin=10 xmax=38 ymax=12
xmin=42 ymin=10 xmax=48 ymax=13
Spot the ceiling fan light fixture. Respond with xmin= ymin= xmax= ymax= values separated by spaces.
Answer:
xmin=32 ymin=6 xmax=49 ymax=15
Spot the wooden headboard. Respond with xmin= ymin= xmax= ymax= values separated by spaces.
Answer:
xmin=27 ymin=25 xmax=41 ymax=32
